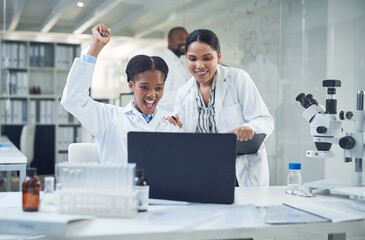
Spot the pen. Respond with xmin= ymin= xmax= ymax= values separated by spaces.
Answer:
xmin=171 ymin=116 xmax=177 ymax=121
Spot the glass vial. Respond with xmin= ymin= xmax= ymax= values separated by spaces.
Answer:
xmin=287 ymin=163 xmax=302 ymax=191
xmin=42 ymin=176 xmax=56 ymax=206
xmin=135 ymin=169 xmax=149 ymax=212
xmin=22 ymin=168 xmax=40 ymax=212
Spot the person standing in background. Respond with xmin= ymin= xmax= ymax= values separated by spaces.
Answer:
xmin=158 ymin=27 xmax=189 ymax=116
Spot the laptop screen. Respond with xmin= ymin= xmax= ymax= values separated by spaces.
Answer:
xmin=128 ymin=132 xmax=237 ymax=204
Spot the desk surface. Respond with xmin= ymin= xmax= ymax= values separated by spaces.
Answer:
xmin=0 ymin=186 xmax=365 ymax=240
xmin=0 ymin=136 xmax=26 ymax=164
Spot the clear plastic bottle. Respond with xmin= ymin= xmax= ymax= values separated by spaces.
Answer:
xmin=22 ymin=168 xmax=40 ymax=212
xmin=135 ymin=169 xmax=149 ymax=212
xmin=287 ymin=163 xmax=302 ymax=191
xmin=42 ymin=176 xmax=56 ymax=206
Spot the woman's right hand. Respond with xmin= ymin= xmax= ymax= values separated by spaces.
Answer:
xmin=92 ymin=24 xmax=111 ymax=45
xmin=87 ymin=24 xmax=111 ymax=57
xmin=227 ymin=126 xmax=255 ymax=141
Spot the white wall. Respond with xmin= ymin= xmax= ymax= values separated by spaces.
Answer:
xmin=277 ymin=0 xmax=329 ymax=185
xmin=324 ymin=0 xmax=365 ymax=183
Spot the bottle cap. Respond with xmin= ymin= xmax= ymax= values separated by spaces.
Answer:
xmin=135 ymin=168 xmax=144 ymax=177
xmin=289 ymin=163 xmax=301 ymax=170
xmin=27 ymin=167 xmax=37 ymax=176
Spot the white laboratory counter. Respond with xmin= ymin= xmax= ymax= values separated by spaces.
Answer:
xmin=0 ymin=186 xmax=364 ymax=240
xmin=0 ymin=136 xmax=26 ymax=164
xmin=0 ymin=136 xmax=27 ymax=191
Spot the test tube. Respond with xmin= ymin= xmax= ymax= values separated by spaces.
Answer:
xmin=127 ymin=163 xmax=136 ymax=194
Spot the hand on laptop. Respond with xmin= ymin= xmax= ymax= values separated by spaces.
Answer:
xmin=165 ymin=114 xmax=183 ymax=128
xmin=227 ymin=126 xmax=255 ymax=141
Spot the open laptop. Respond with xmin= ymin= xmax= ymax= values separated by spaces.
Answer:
xmin=128 ymin=132 xmax=237 ymax=204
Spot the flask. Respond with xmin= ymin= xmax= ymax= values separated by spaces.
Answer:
xmin=135 ymin=169 xmax=149 ymax=212
xmin=287 ymin=163 xmax=302 ymax=191
xmin=22 ymin=168 xmax=40 ymax=212
xmin=41 ymin=176 xmax=56 ymax=206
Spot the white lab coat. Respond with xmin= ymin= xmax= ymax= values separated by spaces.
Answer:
xmin=61 ymin=58 xmax=181 ymax=164
xmin=174 ymin=64 xmax=274 ymax=186
xmin=158 ymin=49 xmax=189 ymax=116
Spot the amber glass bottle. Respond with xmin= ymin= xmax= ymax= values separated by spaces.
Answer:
xmin=22 ymin=168 xmax=40 ymax=212
xmin=135 ymin=169 xmax=149 ymax=212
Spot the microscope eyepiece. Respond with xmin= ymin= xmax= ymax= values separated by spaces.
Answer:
xmin=306 ymin=94 xmax=318 ymax=106
xmin=296 ymin=80 xmax=342 ymax=112
xmin=295 ymin=93 xmax=305 ymax=101
xmin=296 ymin=93 xmax=312 ymax=109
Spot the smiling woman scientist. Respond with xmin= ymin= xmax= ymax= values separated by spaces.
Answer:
xmin=61 ymin=24 xmax=181 ymax=163
xmin=169 ymin=29 xmax=274 ymax=186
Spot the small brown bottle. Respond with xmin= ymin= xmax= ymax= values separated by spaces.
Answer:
xmin=22 ymin=168 xmax=40 ymax=212
xmin=135 ymin=169 xmax=149 ymax=212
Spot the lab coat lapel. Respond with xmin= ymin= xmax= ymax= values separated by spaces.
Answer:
xmin=215 ymin=65 xmax=230 ymax=116
xmin=130 ymin=106 xmax=148 ymax=127
xmin=127 ymin=101 xmax=159 ymax=129
xmin=145 ymin=109 xmax=161 ymax=129
xmin=186 ymin=81 xmax=199 ymax=132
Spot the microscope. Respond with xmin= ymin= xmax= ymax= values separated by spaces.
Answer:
xmin=296 ymin=80 xmax=365 ymax=194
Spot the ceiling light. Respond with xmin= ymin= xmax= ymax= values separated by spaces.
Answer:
xmin=77 ymin=2 xmax=84 ymax=7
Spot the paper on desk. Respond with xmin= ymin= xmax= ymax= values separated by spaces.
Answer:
xmin=284 ymin=201 xmax=365 ymax=222
xmin=262 ymin=205 xmax=329 ymax=224
xmin=193 ymin=204 xmax=264 ymax=230
xmin=0 ymin=208 xmax=92 ymax=236
xmin=144 ymin=205 xmax=222 ymax=231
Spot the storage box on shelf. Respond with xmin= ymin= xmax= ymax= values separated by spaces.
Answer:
xmin=1 ymin=39 xmax=82 ymax=173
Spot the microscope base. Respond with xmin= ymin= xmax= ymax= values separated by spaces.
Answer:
xmin=303 ymin=179 xmax=365 ymax=199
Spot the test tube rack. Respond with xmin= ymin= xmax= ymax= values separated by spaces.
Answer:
xmin=55 ymin=162 xmax=137 ymax=218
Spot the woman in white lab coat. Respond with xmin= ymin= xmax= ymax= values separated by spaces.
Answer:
xmin=61 ymin=24 xmax=180 ymax=164
xmin=169 ymin=29 xmax=274 ymax=186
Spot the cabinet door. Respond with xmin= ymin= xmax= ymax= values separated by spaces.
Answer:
xmin=1 ymin=125 xmax=55 ymax=175
xmin=33 ymin=125 xmax=55 ymax=175
xmin=1 ymin=125 xmax=22 ymax=147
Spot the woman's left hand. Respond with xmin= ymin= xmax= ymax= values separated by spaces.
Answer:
xmin=227 ymin=126 xmax=255 ymax=141
xmin=164 ymin=114 xmax=183 ymax=129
